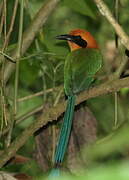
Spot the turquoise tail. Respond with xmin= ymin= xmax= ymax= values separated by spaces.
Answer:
xmin=48 ymin=168 xmax=60 ymax=178
xmin=54 ymin=95 xmax=76 ymax=164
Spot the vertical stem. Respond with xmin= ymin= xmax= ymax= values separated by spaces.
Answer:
xmin=0 ymin=4 xmax=4 ymax=37
xmin=52 ymin=64 xmax=63 ymax=161
xmin=2 ymin=0 xmax=19 ymax=50
xmin=114 ymin=0 xmax=119 ymax=128
xmin=114 ymin=0 xmax=119 ymax=48
xmin=0 ymin=88 xmax=4 ymax=131
xmin=114 ymin=92 xmax=118 ymax=126
xmin=14 ymin=0 xmax=24 ymax=115
xmin=3 ymin=0 xmax=7 ymax=39
xmin=6 ymin=0 xmax=24 ymax=147
xmin=0 ymin=1 xmax=7 ymax=134
xmin=52 ymin=68 xmax=56 ymax=161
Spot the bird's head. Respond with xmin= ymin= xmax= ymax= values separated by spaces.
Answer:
xmin=56 ymin=29 xmax=99 ymax=51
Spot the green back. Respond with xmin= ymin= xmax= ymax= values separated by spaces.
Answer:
xmin=64 ymin=48 xmax=102 ymax=96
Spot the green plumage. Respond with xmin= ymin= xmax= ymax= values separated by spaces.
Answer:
xmin=64 ymin=48 xmax=102 ymax=96
xmin=54 ymin=48 xmax=102 ymax=165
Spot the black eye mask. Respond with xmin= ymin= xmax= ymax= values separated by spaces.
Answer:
xmin=56 ymin=34 xmax=87 ymax=48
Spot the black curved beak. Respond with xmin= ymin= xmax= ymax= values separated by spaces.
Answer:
xmin=56 ymin=34 xmax=75 ymax=41
xmin=55 ymin=34 xmax=87 ymax=48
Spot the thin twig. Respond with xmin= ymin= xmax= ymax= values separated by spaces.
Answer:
xmin=114 ymin=0 xmax=119 ymax=48
xmin=114 ymin=0 xmax=119 ymax=128
xmin=52 ymin=88 xmax=63 ymax=161
xmin=93 ymin=0 xmax=129 ymax=49
xmin=0 ymin=2 xmax=3 ymax=17
xmin=3 ymin=0 xmax=7 ymax=39
xmin=16 ymin=105 xmax=44 ymax=124
xmin=114 ymin=92 xmax=118 ymax=127
xmin=18 ymin=85 xmax=63 ymax=102
xmin=0 ymin=51 xmax=15 ymax=63
xmin=0 ymin=0 xmax=8 ymax=133
xmin=114 ymin=56 xmax=128 ymax=78
xmin=0 ymin=3 xmax=4 ymax=36
xmin=14 ymin=0 xmax=24 ymax=115
xmin=113 ymin=0 xmax=128 ymax=79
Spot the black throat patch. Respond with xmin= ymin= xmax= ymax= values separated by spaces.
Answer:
xmin=70 ymin=35 xmax=87 ymax=48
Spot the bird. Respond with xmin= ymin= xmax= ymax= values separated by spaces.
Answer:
xmin=50 ymin=29 xmax=102 ymax=176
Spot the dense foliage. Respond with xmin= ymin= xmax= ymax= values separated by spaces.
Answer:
xmin=0 ymin=0 xmax=129 ymax=179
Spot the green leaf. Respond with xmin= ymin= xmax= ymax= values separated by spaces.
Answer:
xmin=120 ymin=87 xmax=129 ymax=96
xmin=62 ymin=0 xmax=96 ymax=19
xmin=43 ymin=26 xmax=69 ymax=56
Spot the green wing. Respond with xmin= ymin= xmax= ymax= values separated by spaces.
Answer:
xmin=64 ymin=48 xmax=102 ymax=96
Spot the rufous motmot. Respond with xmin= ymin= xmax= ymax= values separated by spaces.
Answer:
xmin=50 ymin=29 xmax=102 ymax=176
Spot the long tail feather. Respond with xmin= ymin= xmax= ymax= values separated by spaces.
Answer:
xmin=48 ymin=168 xmax=60 ymax=178
xmin=54 ymin=95 xmax=76 ymax=163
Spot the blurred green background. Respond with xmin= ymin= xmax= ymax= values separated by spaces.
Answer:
xmin=1 ymin=0 xmax=129 ymax=179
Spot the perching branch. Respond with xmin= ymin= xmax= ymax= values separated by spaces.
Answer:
xmin=0 ymin=77 xmax=129 ymax=167
xmin=93 ymin=0 xmax=129 ymax=49
xmin=4 ymin=0 xmax=60 ymax=83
